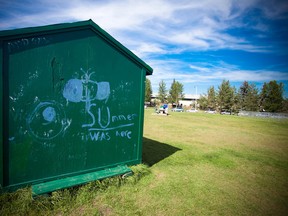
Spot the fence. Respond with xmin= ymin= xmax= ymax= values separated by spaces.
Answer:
xmin=238 ymin=111 xmax=288 ymax=119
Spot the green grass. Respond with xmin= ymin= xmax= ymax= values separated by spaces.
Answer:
xmin=1 ymin=108 xmax=288 ymax=215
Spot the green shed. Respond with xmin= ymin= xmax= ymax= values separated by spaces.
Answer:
xmin=0 ymin=20 xmax=153 ymax=194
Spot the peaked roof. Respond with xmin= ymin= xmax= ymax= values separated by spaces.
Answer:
xmin=0 ymin=19 xmax=153 ymax=75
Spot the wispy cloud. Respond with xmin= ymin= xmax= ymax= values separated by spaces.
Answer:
xmin=148 ymin=57 xmax=288 ymax=94
xmin=1 ymin=0 xmax=284 ymax=53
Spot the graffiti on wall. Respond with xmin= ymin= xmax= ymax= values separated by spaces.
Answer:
xmin=26 ymin=101 xmax=72 ymax=141
xmin=24 ymin=68 xmax=136 ymax=143
xmin=8 ymin=37 xmax=49 ymax=53
xmin=63 ymin=69 xmax=111 ymax=128
xmin=62 ymin=69 xmax=136 ymax=142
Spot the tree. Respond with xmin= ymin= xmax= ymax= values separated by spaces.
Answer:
xmin=168 ymin=79 xmax=184 ymax=103
xmin=145 ymin=78 xmax=152 ymax=102
xmin=282 ymin=98 xmax=288 ymax=113
xmin=158 ymin=80 xmax=167 ymax=103
xmin=238 ymin=81 xmax=259 ymax=111
xmin=259 ymin=80 xmax=284 ymax=112
xmin=231 ymin=86 xmax=239 ymax=113
xmin=198 ymin=94 xmax=208 ymax=110
xmin=207 ymin=86 xmax=217 ymax=110
xmin=217 ymin=80 xmax=234 ymax=112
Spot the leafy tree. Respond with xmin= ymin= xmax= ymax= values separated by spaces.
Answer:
xmin=158 ymin=80 xmax=167 ymax=103
xmin=168 ymin=79 xmax=184 ymax=103
xmin=281 ymin=98 xmax=288 ymax=113
xmin=238 ymin=81 xmax=249 ymax=110
xmin=198 ymin=94 xmax=208 ymax=110
xmin=231 ymin=86 xmax=239 ymax=113
xmin=259 ymin=80 xmax=284 ymax=112
xmin=207 ymin=86 xmax=217 ymax=110
xmin=238 ymin=81 xmax=259 ymax=111
xmin=145 ymin=78 xmax=152 ymax=102
xmin=217 ymin=80 xmax=234 ymax=112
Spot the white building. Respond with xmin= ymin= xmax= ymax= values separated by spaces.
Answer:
xmin=178 ymin=94 xmax=200 ymax=107
xmin=151 ymin=93 xmax=200 ymax=108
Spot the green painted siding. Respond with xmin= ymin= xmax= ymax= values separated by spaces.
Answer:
xmin=0 ymin=20 xmax=152 ymax=191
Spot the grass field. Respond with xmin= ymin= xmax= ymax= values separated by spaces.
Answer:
xmin=1 ymin=108 xmax=288 ymax=215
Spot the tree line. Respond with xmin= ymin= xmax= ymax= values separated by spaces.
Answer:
xmin=145 ymin=78 xmax=184 ymax=104
xmin=145 ymin=78 xmax=287 ymax=113
xmin=198 ymin=80 xmax=287 ymax=113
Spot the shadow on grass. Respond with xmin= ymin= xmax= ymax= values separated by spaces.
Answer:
xmin=142 ymin=137 xmax=181 ymax=166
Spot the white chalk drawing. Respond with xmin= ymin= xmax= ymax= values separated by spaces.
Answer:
xmin=42 ymin=106 xmax=56 ymax=123
xmin=63 ymin=69 xmax=111 ymax=129
xmin=9 ymin=137 xmax=15 ymax=141
xmin=95 ymin=82 xmax=110 ymax=101
xmin=81 ymin=129 xmax=132 ymax=142
xmin=62 ymin=68 xmax=137 ymax=142
xmin=88 ymin=123 xmax=134 ymax=132
xmin=8 ymin=37 xmax=49 ymax=53
xmin=63 ymin=79 xmax=83 ymax=102
xmin=63 ymin=69 xmax=110 ymax=103
xmin=25 ymin=68 xmax=136 ymax=143
xmin=97 ymin=107 xmax=111 ymax=129
xmin=26 ymin=101 xmax=70 ymax=141
xmin=10 ymin=71 xmax=39 ymax=105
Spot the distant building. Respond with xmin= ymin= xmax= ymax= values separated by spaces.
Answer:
xmin=179 ymin=94 xmax=200 ymax=107
xmin=151 ymin=93 xmax=200 ymax=107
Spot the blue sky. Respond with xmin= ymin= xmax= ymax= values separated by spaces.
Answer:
xmin=1 ymin=0 xmax=288 ymax=97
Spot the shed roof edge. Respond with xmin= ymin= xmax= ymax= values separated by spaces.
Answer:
xmin=0 ymin=19 xmax=153 ymax=75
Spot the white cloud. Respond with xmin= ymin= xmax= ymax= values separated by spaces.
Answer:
xmin=148 ymin=58 xmax=288 ymax=94
xmin=1 ymin=0 xmax=287 ymax=95
xmin=1 ymin=0 xmax=281 ymax=54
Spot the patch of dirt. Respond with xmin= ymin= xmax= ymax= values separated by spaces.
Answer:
xmin=93 ymin=199 xmax=114 ymax=216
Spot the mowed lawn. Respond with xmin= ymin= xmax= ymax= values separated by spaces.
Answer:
xmin=1 ymin=108 xmax=288 ymax=215
xmin=140 ymin=109 xmax=288 ymax=215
